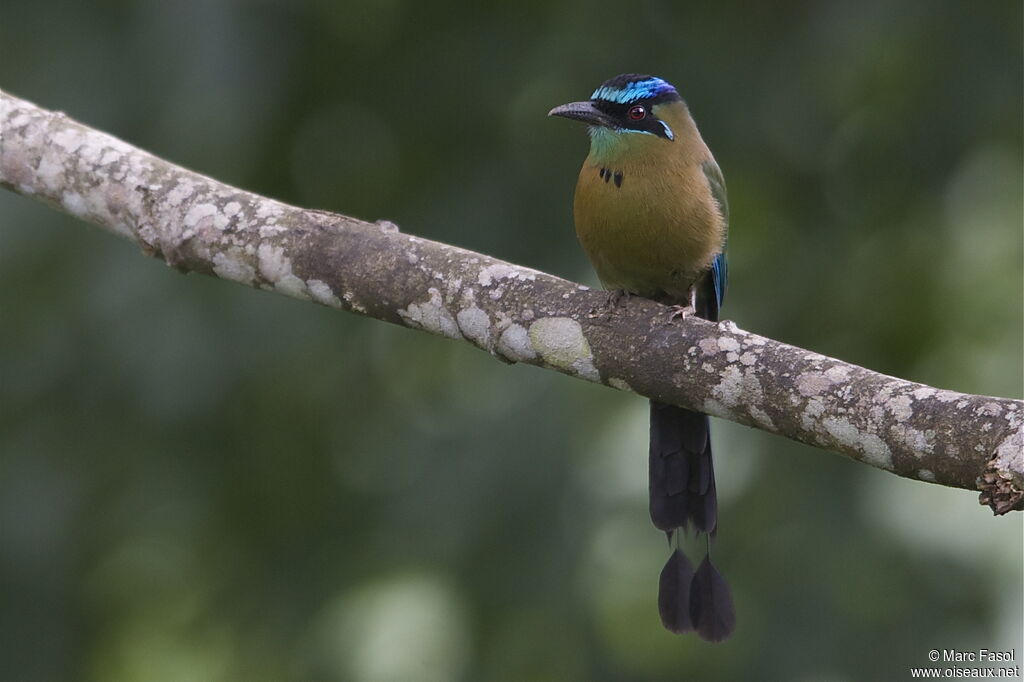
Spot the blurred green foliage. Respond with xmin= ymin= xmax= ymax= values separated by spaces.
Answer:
xmin=1 ymin=0 xmax=1021 ymax=680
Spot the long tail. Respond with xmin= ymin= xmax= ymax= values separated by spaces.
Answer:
xmin=650 ymin=400 xmax=735 ymax=642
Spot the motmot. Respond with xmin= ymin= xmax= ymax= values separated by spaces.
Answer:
xmin=549 ymin=74 xmax=735 ymax=642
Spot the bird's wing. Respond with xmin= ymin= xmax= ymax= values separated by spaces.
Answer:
xmin=702 ymin=158 xmax=729 ymax=228
xmin=700 ymin=159 xmax=729 ymax=316
xmin=709 ymin=253 xmax=727 ymax=316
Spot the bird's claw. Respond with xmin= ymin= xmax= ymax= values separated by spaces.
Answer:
xmin=588 ymin=289 xmax=631 ymax=320
xmin=667 ymin=304 xmax=696 ymax=322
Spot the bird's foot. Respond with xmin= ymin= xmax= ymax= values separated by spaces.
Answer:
xmin=607 ymin=288 xmax=630 ymax=308
xmin=588 ymin=289 xmax=631 ymax=320
xmin=666 ymin=303 xmax=696 ymax=322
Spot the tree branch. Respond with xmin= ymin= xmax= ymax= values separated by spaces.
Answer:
xmin=2 ymin=89 xmax=1021 ymax=514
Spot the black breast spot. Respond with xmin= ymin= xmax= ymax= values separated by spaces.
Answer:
xmin=614 ymin=171 xmax=623 ymax=188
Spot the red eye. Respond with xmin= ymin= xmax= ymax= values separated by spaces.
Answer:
xmin=628 ymin=105 xmax=646 ymax=121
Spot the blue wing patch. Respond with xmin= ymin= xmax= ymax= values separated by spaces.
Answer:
xmin=711 ymin=252 xmax=727 ymax=310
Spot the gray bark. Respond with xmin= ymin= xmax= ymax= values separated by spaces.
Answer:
xmin=2 ymin=89 xmax=1021 ymax=513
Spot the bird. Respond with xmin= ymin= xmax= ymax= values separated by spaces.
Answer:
xmin=549 ymin=74 xmax=735 ymax=642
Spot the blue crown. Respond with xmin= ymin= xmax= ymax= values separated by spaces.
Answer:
xmin=590 ymin=74 xmax=678 ymax=104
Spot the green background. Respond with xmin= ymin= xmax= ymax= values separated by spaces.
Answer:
xmin=1 ymin=1 xmax=1021 ymax=680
